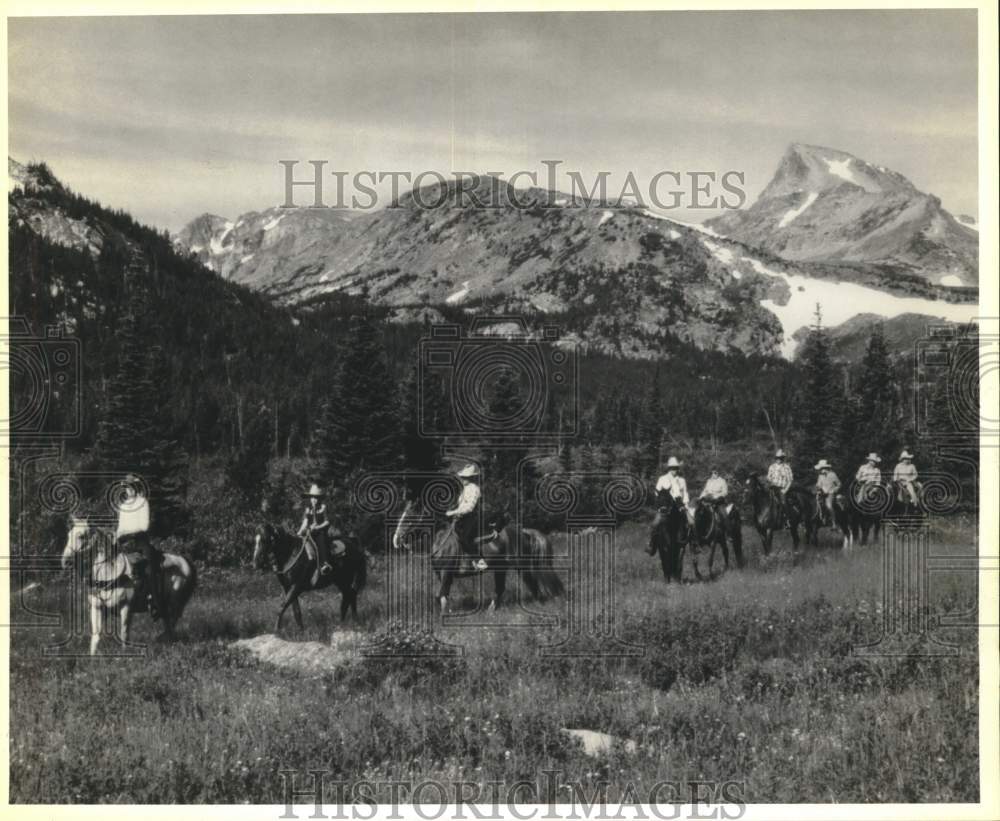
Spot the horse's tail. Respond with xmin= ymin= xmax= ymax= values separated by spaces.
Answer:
xmin=523 ymin=528 xmax=564 ymax=599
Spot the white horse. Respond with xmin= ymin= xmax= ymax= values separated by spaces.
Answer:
xmin=61 ymin=517 xmax=197 ymax=655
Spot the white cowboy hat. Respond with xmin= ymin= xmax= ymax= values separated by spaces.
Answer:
xmin=775 ymin=449 xmax=786 ymax=458
xmin=666 ymin=456 xmax=682 ymax=468
xmin=899 ymin=450 xmax=914 ymax=460
xmin=814 ymin=459 xmax=832 ymax=470
xmin=305 ymin=483 xmax=323 ymax=497
xmin=456 ymin=464 xmax=480 ymax=479
xmin=866 ymin=453 xmax=881 ymax=463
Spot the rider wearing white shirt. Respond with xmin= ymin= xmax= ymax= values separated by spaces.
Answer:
xmin=116 ymin=475 xmax=166 ymax=620
xmin=647 ymin=457 xmax=692 ymax=555
xmin=448 ymin=465 xmax=486 ymax=572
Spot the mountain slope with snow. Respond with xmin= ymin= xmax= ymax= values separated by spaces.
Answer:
xmin=707 ymin=143 xmax=978 ymax=288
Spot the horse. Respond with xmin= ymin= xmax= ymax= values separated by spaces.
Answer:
xmin=803 ymin=491 xmax=855 ymax=551
xmin=886 ymin=479 xmax=925 ymax=521
xmin=391 ymin=501 xmax=563 ymax=614
xmin=742 ymin=475 xmax=810 ymax=555
xmin=848 ymin=479 xmax=892 ymax=545
xmin=61 ymin=518 xmax=197 ymax=655
xmin=649 ymin=493 xmax=690 ymax=582
xmin=690 ymin=498 xmax=744 ymax=578
xmin=252 ymin=521 xmax=367 ymax=632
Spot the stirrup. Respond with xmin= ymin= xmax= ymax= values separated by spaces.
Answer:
xmin=473 ymin=558 xmax=488 ymax=572
xmin=320 ymin=562 xmax=333 ymax=575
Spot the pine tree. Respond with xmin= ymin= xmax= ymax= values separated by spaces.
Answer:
xmin=797 ymin=304 xmax=842 ymax=473
xmin=91 ymin=282 xmax=191 ymax=536
xmin=637 ymin=374 xmax=663 ymax=478
xmin=226 ymin=400 xmax=273 ymax=508
xmin=399 ymin=365 xmax=444 ymax=474
xmin=311 ymin=317 xmax=400 ymax=491
xmin=855 ymin=322 xmax=899 ymax=460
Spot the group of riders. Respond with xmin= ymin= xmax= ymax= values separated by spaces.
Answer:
xmin=106 ymin=447 xmax=922 ymax=611
xmin=644 ymin=446 xmax=921 ymax=550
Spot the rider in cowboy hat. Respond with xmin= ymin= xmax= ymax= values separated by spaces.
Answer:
xmin=116 ymin=473 xmax=167 ymax=621
xmin=892 ymin=450 xmax=919 ymax=505
xmin=447 ymin=464 xmax=486 ymax=573
xmin=298 ymin=483 xmax=333 ymax=583
xmin=855 ymin=453 xmax=883 ymax=486
xmin=647 ymin=457 xmax=692 ymax=554
xmin=766 ymin=449 xmax=794 ymax=525
xmin=814 ymin=459 xmax=841 ymax=526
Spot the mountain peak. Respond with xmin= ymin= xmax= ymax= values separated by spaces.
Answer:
xmin=708 ymin=144 xmax=977 ymax=288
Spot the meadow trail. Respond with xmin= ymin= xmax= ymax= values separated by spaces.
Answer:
xmin=9 ymin=518 xmax=979 ymax=804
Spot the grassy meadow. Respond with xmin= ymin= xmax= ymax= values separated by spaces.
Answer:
xmin=9 ymin=516 xmax=980 ymax=804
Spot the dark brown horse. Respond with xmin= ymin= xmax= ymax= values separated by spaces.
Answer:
xmin=691 ymin=498 xmax=745 ymax=577
xmin=649 ymin=493 xmax=689 ymax=582
xmin=392 ymin=501 xmax=563 ymax=614
xmin=742 ymin=475 xmax=811 ymax=554
xmin=802 ymin=491 xmax=855 ymax=551
xmin=253 ymin=522 xmax=367 ymax=631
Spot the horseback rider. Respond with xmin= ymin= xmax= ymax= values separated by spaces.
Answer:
xmin=814 ymin=459 xmax=842 ymax=526
xmin=298 ymin=484 xmax=333 ymax=584
xmin=647 ymin=457 xmax=693 ymax=554
xmin=766 ymin=449 xmax=794 ymax=523
xmin=699 ymin=467 xmax=729 ymax=509
xmin=116 ymin=474 xmax=167 ymax=621
xmin=855 ymin=452 xmax=882 ymax=486
xmin=892 ymin=449 xmax=920 ymax=506
xmin=446 ymin=464 xmax=487 ymax=573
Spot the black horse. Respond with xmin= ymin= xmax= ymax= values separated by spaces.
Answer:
xmin=848 ymin=479 xmax=893 ymax=545
xmin=649 ymin=493 xmax=690 ymax=582
xmin=743 ymin=475 xmax=811 ymax=555
xmin=253 ymin=521 xmax=368 ymax=631
xmin=691 ymin=498 xmax=745 ymax=577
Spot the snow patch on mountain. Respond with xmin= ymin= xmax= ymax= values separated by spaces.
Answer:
xmin=263 ymin=213 xmax=285 ymax=231
xmin=599 ymin=210 xmax=614 ymax=226
xmin=747 ymin=257 xmax=979 ymax=358
xmin=701 ymin=239 xmax=734 ymax=265
xmin=777 ymin=191 xmax=818 ymax=228
xmin=823 ymin=157 xmax=857 ymax=184
xmin=446 ymin=280 xmax=471 ymax=304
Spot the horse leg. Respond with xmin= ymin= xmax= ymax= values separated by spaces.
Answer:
xmin=490 ymin=571 xmax=506 ymax=611
xmin=276 ymin=585 xmax=300 ymax=632
xmin=437 ymin=573 xmax=453 ymax=615
xmin=340 ymin=590 xmax=350 ymax=621
xmin=120 ymin=602 xmax=131 ymax=648
xmin=90 ymin=601 xmax=102 ymax=656
xmin=292 ymin=599 xmax=304 ymax=629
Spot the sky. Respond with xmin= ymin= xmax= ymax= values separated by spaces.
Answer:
xmin=7 ymin=10 xmax=980 ymax=232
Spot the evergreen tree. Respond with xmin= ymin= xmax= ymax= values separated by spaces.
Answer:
xmin=311 ymin=317 xmax=401 ymax=491
xmin=91 ymin=282 xmax=191 ymax=537
xmin=399 ymin=365 xmax=445 ymax=474
xmin=855 ymin=322 xmax=899 ymax=460
xmin=226 ymin=400 xmax=273 ymax=508
xmin=796 ymin=305 xmax=842 ymax=472
xmin=637 ymin=373 xmax=664 ymax=478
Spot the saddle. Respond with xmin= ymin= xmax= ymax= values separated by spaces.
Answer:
xmin=90 ymin=552 xmax=132 ymax=588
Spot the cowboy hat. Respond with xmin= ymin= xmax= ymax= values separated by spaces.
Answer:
xmin=814 ymin=459 xmax=832 ymax=470
xmin=457 ymin=464 xmax=480 ymax=479
xmin=666 ymin=456 xmax=682 ymax=468
xmin=865 ymin=453 xmax=881 ymax=463
xmin=899 ymin=450 xmax=914 ymax=460
xmin=305 ymin=483 xmax=323 ymax=497
xmin=775 ymin=449 xmax=786 ymax=458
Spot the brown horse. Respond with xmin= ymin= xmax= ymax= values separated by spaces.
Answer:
xmin=392 ymin=501 xmax=563 ymax=614
xmin=742 ymin=475 xmax=811 ymax=554
xmin=691 ymin=498 xmax=744 ymax=578
xmin=253 ymin=521 xmax=367 ymax=631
